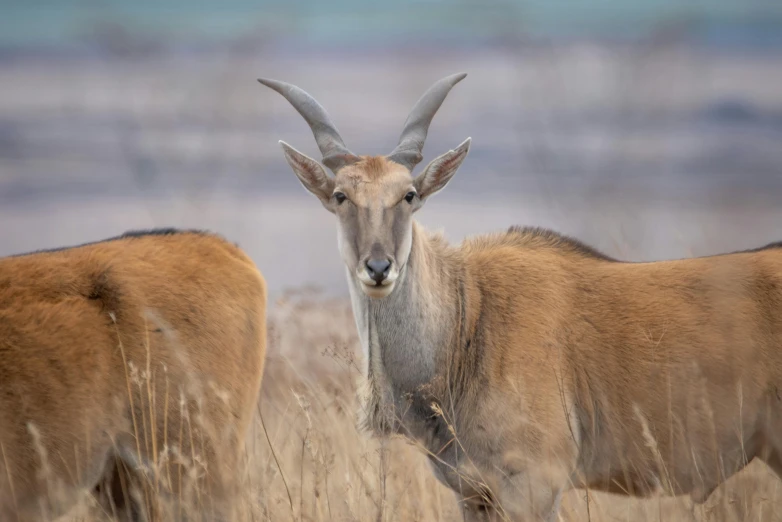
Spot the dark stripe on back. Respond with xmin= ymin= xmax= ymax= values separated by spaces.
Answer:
xmin=506 ymin=225 xmax=618 ymax=262
xmin=506 ymin=225 xmax=782 ymax=262
xmin=731 ymin=240 xmax=782 ymax=254
xmin=5 ymin=227 xmax=209 ymax=258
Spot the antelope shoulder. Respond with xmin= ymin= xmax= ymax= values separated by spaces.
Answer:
xmin=0 ymin=228 xmax=267 ymax=521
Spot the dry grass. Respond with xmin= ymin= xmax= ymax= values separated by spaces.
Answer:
xmin=44 ymin=287 xmax=782 ymax=521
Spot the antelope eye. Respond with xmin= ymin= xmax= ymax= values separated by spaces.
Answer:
xmin=334 ymin=192 xmax=347 ymax=204
xmin=404 ymin=191 xmax=416 ymax=203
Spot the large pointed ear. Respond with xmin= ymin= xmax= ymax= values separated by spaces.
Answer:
xmin=279 ymin=141 xmax=335 ymax=208
xmin=413 ymin=138 xmax=470 ymax=200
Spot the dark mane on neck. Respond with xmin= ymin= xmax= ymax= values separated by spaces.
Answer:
xmin=506 ymin=226 xmax=618 ymax=262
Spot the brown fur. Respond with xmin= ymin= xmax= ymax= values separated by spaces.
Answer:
xmin=404 ymin=220 xmax=782 ymax=520
xmin=287 ymin=151 xmax=782 ymax=521
xmin=352 ymin=156 xmax=395 ymax=181
xmin=0 ymin=229 xmax=267 ymax=521
xmin=337 ymin=156 xmax=413 ymax=199
xmin=266 ymin=73 xmax=782 ymax=520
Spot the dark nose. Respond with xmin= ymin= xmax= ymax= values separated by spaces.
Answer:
xmin=365 ymin=258 xmax=392 ymax=283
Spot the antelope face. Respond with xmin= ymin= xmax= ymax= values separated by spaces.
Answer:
xmin=259 ymin=73 xmax=471 ymax=298
xmin=329 ymin=157 xmax=416 ymax=297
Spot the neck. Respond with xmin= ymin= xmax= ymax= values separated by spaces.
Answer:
xmin=346 ymin=222 xmax=470 ymax=438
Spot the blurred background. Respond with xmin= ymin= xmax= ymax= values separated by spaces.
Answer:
xmin=2 ymin=0 xmax=782 ymax=298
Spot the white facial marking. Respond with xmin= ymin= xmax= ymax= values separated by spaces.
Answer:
xmin=356 ymin=264 xmax=399 ymax=298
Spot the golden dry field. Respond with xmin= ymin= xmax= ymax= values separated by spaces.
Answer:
xmin=40 ymin=288 xmax=779 ymax=522
xmin=2 ymin=20 xmax=781 ymax=522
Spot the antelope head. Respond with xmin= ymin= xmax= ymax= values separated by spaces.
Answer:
xmin=259 ymin=73 xmax=470 ymax=298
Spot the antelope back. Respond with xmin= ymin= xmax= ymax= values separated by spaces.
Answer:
xmin=0 ymin=229 xmax=267 ymax=521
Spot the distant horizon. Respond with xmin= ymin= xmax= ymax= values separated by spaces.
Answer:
xmin=2 ymin=0 xmax=782 ymax=54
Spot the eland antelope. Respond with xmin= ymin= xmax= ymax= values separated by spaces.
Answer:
xmin=0 ymin=229 xmax=267 ymax=522
xmin=259 ymin=73 xmax=782 ymax=521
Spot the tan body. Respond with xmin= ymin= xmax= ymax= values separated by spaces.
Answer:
xmin=258 ymin=72 xmax=782 ymax=520
xmin=0 ymin=229 xmax=267 ymax=521
xmin=379 ymin=224 xmax=782 ymax=521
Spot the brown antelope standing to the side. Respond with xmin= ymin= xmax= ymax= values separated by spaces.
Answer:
xmin=0 ymin=229 xmax=267 ymax=522
xmin=259 ymin=73 xmax=782 ymax=521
